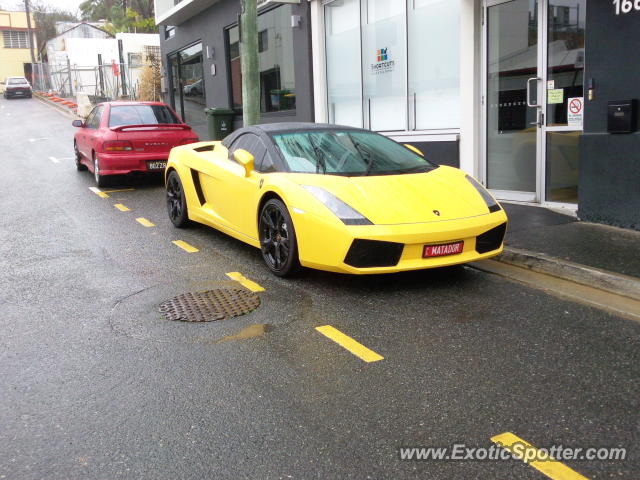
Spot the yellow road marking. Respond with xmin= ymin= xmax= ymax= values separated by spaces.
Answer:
xmin=315 ymin=325 xmax=384 ymax=363
xmin=102 ymin=188 xmax=135 ymax=193
xmin=226 ymin=272 xmax=265 ymax=292
xmin=491 ymin=432 xmax=589 ymax=480
xmin=136 ymin=217 xmax=155 ymax=227
xmin=88 ymin=187 xmax=109 ymax=198
xmin=114 ymin=203 xmax=130 ymax=212
xmin=172 ymin=240 xmax=199 ymax=253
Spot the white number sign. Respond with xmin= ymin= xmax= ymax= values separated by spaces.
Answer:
xmin=613 ymin=0 xmax=640 ymax=14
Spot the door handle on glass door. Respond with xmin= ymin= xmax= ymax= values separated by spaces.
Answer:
xmin=527 ymin=77 xmax=541 ymax=108
xmin=530 ymin=112 xmax=544 ymax=128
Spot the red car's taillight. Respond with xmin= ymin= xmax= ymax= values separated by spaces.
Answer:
xmin=178 ymin=137 xmax=199 ymax=146
xmin=103 ymin=140 xmax=133 ymax=152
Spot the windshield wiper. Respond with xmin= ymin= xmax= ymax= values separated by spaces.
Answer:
xmin=308 ymin=134 xmax=326 ymax=174
xmin=349 ymin=135 xmax=375 ymax=175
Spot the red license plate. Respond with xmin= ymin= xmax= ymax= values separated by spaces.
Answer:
xmin=423 ymin=241 xmax=464 ymax=258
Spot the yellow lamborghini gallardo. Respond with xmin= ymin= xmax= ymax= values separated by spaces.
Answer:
xmin=165 ymin=123 xmax=507 ymax=276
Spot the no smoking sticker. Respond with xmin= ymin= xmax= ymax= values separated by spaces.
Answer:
xmin=567 ymin=97 xmax=583 ymax=127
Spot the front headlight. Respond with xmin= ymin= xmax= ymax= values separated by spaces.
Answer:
xmin=465 ymin=175 xmax=502 ymax=213
xmin=303 ymin=185 xmax=373 ymax=225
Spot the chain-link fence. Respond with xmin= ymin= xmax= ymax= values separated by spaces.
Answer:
xmin=31 ymin=61 xmax=148 ymax=102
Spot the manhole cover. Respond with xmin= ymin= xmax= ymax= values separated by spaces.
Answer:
xmin=159 ymin=288 xmax=260 ymax=322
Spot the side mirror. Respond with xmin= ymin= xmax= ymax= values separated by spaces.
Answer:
xmin=0 ymin=81 xmax=4 ymax=85
xmin=233 ymin=148 xmax=254 ymax=177
xmin=404 ymin=144 xmax=424 ymax=157
xmin=72 ymin=120 xmax=83 ymax=128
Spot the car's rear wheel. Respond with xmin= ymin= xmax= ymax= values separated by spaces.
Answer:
xmin=166 ymin=170 xmax=189 ymax=228
xmin=74 ymin=142 xmax=87 ymax=171
xmin=93 ymin=152 xmax=108 ymax=187
xmin=259 ymin=199 xmax=300 ymax=277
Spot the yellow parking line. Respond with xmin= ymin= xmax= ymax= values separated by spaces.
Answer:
xmin=226 ymin=272 xmax=265 ymax=292
xmin=136 ymin=217 xmax=155 ymax=227
xmin=491 ymin=432 xmax=589 ymax=480
xmin=88 ymin=187 xmax=109 ymax=198
xmin=114 ymin=203 xmax=130 ymax=212
xmin=102 ymin=188 xmax=135 ymax=193
xmin=315 ymin=325 xmax=384 ymax=363
xmin=172 ymin=240 xmax=199 ymax=253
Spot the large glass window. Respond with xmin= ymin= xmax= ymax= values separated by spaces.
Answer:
xmin=325 ymin=0 xmax=362 ymax=127
xmin=227 ymin=6 xmax=296 ymax=113
xmin=546 ymin=1 xmax=585 ymax=127
xmin=324 ymin=0 xmax=460 ymax=132
xmin=408 ymin=0 xmax=460 ymax=130
xmin=362 ymin=0 xmax=406 ymax=131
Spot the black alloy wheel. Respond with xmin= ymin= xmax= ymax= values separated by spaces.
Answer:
xmin=259 ymin=198 xmax=300 ymax=277
xmin=166 ymin=170 xmax=189 ymax=228
xmin=74 ymin=142 xmax=87 ymax=171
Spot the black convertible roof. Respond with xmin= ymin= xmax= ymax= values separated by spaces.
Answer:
xmin=254 ymin=122 xmax=363 ymax=133
xmin=222 ymin=122 xmax=366 ymax=148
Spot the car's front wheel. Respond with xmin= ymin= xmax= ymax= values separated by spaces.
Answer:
xmin=74 ymin=142 xmax=87 ymax=171
xmin=93 ymin=152 xmax=108 ymax=187
xmin=166 ymin=170 xmax=189 ymax=228
xmin=259 ymin=198 xmax=300 ymax=277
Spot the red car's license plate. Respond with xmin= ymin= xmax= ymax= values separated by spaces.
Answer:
xmin=423 ymin=241 xmax=464 ymax=258
xmin=147 ymin=161 xmax=167 ymax=170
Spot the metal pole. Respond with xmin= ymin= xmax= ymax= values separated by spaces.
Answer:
xmin=24 ymin=0 xmax=36 ymax=83
xmin=118 ymin=39 xmax=127 ymax=97
xmin=240 ymin=0 xmax=260 ymax=126
xmin=97 ymin=54 xmax=105 ymax=97
xmin=66 ymin=57 xmax=73 ymax=97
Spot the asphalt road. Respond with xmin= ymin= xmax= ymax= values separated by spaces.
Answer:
xmin=1 ymin=97 xmax=638 ymax=480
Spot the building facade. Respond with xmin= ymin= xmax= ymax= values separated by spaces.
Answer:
xmin=0 ymin=10 xmax=37 ymax=82
xmin=156 ymin=0 xmax=314 ymax=140
xmin=156 ymin=0 xmax=640 ymax=230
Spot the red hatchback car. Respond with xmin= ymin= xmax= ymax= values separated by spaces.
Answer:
xmin=72 ymin=101 xmax=199 ymax=186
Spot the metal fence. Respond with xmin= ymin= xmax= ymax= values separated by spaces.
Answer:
xmin=31 ymin=61 xmax=147 ymax=102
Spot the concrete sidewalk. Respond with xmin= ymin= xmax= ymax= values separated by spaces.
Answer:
xmin=494 ymin=202 xmax=640 ymax=301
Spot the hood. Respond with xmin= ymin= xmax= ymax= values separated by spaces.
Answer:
xmin=289 ymin=166 xmax=492 ymax=225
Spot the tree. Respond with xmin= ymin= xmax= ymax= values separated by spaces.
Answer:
xmin=137 ymin=53 xmax=161 ymax=101
xmin=79 ymin=0 xmax=156 ymax=33
xmin=30 ymin=1 xmax=78 ymax=48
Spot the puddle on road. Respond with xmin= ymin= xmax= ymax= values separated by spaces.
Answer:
xmin=215 ymin=324 xmax=274 ymax=343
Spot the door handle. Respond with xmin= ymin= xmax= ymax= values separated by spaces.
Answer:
xmin=530 ymin=111 xmax=544 ymax=128
xmin=526 ymin=77 xmax=541 ymax=108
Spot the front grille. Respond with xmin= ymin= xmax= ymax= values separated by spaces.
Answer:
xmin=475 ymin=223 xmax=507 ymax=254
xmin=344 ymin=239 xmax=404 ymax=268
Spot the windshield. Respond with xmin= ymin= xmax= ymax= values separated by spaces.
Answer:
xmin=271 ymin=130 xmax=436 ymax=176
xmin=8 ymin=78 xmax=28 ymax=85
xmin=108 ymin=105 xmax=180 ymax=127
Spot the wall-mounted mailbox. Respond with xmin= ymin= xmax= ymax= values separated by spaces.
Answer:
xmin=607 ymin=100 xmax=636 ymax=133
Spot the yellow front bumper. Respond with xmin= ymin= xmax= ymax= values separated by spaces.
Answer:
xmin=292 ymin=209 xmax=508 ymax=274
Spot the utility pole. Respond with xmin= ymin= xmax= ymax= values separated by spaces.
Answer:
xmin=24 ymin=0 xmax=36 ymax=79
xmin=240 ymin=0 xmax=260 ymax=126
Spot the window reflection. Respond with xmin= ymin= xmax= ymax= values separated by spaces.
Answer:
xmin=169 ymin=43 xmax=206 ymax=138
xmin=227 ymin=6 xmax=296 ymax=113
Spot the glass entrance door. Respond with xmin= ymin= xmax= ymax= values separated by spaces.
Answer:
xmin=484 ymin=0 xmax=585 ymax=204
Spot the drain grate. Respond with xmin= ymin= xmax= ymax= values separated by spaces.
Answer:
xmin=159 ymin=288 xmax=260 ymax=322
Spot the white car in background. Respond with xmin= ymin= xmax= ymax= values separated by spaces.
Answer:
xmin=1 ymin=77 xmax=32 ymax=99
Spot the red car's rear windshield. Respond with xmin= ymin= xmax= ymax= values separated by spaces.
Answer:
xmin=108 ymin=105 xmax=180 ymax=128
